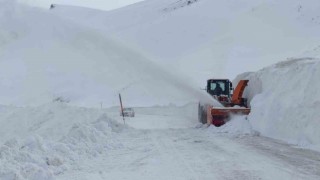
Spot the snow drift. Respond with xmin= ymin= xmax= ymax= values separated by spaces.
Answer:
xmin=235 ymin=58 xmax=320 ymax=151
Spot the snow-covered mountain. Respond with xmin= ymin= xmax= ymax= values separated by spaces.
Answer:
xmin=51 ymin=0 xmax=320 ymax=82
xmin=1 ymin=0 xmax=320 ymax=107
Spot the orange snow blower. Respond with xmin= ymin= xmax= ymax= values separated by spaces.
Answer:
xmin=198 ymin=79 xmax=250 ymax=127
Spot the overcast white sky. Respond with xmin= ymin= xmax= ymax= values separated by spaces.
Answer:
xmin=18 ymin=0 xmax=144 ymax=11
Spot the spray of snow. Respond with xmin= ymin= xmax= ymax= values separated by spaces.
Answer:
xmin=0 ymin=1 xmax=217 ymax=108
xmin=51 ymin=0 xmax=320 ymax=82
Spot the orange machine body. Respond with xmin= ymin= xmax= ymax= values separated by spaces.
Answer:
xmin=200 ymin=79 xmax=250 ymax=126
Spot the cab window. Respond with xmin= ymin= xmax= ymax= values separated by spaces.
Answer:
xmin=210 ymin=82 xmax=226 ymax=91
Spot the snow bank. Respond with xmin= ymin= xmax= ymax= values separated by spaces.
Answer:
xmin=235 ymin=58 xmax=320 ymax=151
xmin=0 ymin=103 xmax=107 ymax=142
xmin=0 ymin=103 xmax=127 ymax=180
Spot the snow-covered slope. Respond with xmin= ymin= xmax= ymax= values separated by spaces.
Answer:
xmin=0 ymin=1 xmax=213 ymax=107
xmin=51 ymin=0 xmax=320 ymax=82
xmin=235 ymin=58 xmax=320 ymax=151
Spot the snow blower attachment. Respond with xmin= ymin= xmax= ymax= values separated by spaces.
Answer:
xmin=198 ymin=79 xmax=250 ymax=127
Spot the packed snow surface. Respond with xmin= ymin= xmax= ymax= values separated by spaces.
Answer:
xmin=235 ymin=58 xmax=320 ymax=151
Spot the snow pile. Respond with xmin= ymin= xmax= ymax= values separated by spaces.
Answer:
xmin=0 ymin=103 xmax=127 ymax=180
xmin=207 ymin=116 xmax=257 ymax=137
xmin=0 ymin=104 xmax=102 ymax=142
xmin=235 ymin=58 xmax=320 ymax=151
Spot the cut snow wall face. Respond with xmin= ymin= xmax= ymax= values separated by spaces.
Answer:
xmin=234 ymin=58 xmax=320 ymax=151
xmin=233 ymin=71 xmax=263 ymax=107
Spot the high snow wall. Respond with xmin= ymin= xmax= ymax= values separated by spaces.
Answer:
xmin=235 ymin=58 xmax=320 ymax=151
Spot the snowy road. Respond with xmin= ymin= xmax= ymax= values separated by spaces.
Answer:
xmin=58 ymin=107 xmax=320 ymax=180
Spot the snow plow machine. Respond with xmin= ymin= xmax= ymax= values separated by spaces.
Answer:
xmin=198 ymin=79 xmax=250 ymax=127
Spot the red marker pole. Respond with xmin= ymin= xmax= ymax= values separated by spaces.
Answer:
xmin=119 ymin=93 xmax=125 ymax=124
